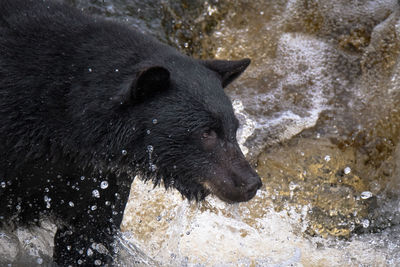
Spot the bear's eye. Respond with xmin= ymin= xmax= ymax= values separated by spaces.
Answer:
xmin=200 ymin=128 xmax=218 ymax=151
xmin=202 ymin=128 xmax=217 ymax=139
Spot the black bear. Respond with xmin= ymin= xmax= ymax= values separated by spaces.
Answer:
xmin=0 ymin=0 xmax=262 ymax=265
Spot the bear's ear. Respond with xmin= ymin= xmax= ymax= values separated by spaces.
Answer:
xmin=201 ymin=58 xmax=251 ymax=88
xmin=116 ymin=66 xmax=170 ymax=105
xmin=133 ymin=66 xmax=170 ymax=102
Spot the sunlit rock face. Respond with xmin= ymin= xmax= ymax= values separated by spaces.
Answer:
xmin=205 ymin=0 xmax=400 ymax=237
xmin=2 ymin=0 xmax=400 ymax=266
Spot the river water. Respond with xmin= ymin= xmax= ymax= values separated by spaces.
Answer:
xmin=1 ymin=0 xmax=400 ymax=266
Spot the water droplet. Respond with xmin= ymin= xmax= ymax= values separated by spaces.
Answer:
xmin=88 ymin=68 xmax=92 ymax=72
xmin=344 ymin=167 xmax=351 ymax=174
xmin=100 ymin=181 xmax=109 ymax=189
xmin=121 ymin=149 xmax=127 ymax=156
xmin=80 ymin=176 xmax=85 ymax=181
xmin=94 ymin=260 xmax=102 ymax=265
xmin=147 ymin=145 xmax=153 ymax=153
xmin=149 ymin=164 xmax=157 ymax=172
xmin=92 ymin=189 xmax=100 ymax=198
xmin=69 ymin=201 xmax=74 ymax=207
xmin=146 ymin=129 xmax=151 ymax=134
xmin=105 ymin=201 xmax=111 ymax=206
xmin=360 ymin=191 xmax=373 ymax=199
xmin=86 ymin=248 xmax=93 ymax=257
xmin=362 ymin=219 xmax=370 ymax=228
xmin=115 ymin=69 xmax=119 ymax=72
xmin=1 ymin=182 xmax=5 ymax=188
xmin=36 ymin=257 xmax=43 ymax=264
xmin=91 ymin=205 xmax=97 ymax=211
xmin=324 ymin=155 xmax=331 ymax=162
xmin=289 ymin=182 xmax=299 ymax=191
xmin=152 ymin=118 xmax=158 ymax=124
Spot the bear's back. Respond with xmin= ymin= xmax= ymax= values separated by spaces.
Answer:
xmin=0 ymin=0 xmax=175 ymax=226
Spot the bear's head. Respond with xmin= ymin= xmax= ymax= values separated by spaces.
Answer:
xmin=112 ymin=55 xmax=261 ymax=202
xmin=72 ymin=53 xmax=262 ymax=203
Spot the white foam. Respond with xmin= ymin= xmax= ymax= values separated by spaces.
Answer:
xmin=233 ymin=33 xmax=338 ymax=151
xmin=232 ymin=99 xmax=256 ymax=155
xmin=119 ymin=180 xmax=400 ymax=266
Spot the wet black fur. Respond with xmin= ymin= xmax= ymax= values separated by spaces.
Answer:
xmin=0 ymin=0 xmax=256 ymax=265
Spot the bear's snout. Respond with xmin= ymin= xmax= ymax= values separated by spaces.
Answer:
xmin=243 ymin=175 xmax=262 ymax=199
xmin=203 ymin=149 xmax=263 ymax=203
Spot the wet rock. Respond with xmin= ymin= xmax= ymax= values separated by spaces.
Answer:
xmin=257 ymin=138 xmax=374 ymax=238
xmin=206 ymin=0 xmax=400 ymax=238
xmin=338 ymin=28 xmax=371 ymax=52
xmin=160 ymin=0 xmax=230 ymax=57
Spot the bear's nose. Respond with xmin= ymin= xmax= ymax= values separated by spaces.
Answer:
xmin=245 ymin=176 xmax=262 ymax=193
